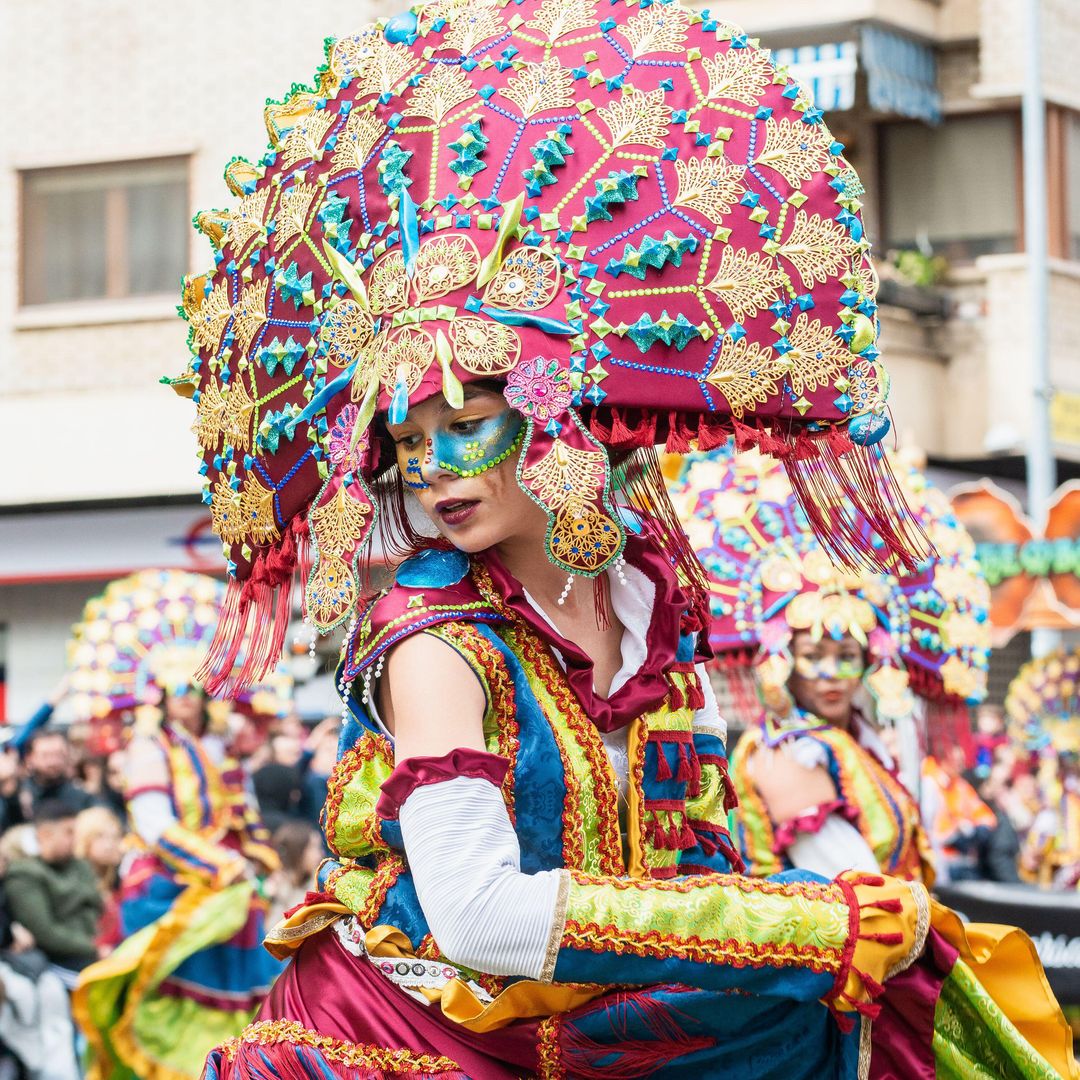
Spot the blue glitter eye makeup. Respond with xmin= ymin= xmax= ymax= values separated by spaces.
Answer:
xmin=395 ymin=406 xmax=524 ymax=487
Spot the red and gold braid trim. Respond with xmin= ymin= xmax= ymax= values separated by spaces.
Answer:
xmin=353 ymin=855 xmax=406 ymax=928
xmin=219 ymin=1019 xmax=462 ymax=1076
xmin=566 ymin=868 xmax=842 ymax=902
xmin=512 ymin=625 xmax=623 ymax=876
xmin=560 ymin=918 xmax=844 ymax=973
xmin=322 ymin=731 xmax=394 ymax=857
xmin=536 ymin=1015 xmax=566 ymax=1080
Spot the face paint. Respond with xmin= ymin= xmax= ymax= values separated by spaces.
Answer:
xmin=395 ymin=407 xmax=524 ymax=488
xmin=793 ymin=654 xmax=866 ymax=681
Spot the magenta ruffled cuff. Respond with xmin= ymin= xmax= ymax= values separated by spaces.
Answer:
xmin=376 ymin=748 xmax=510 ymax=820
xmin=772 ymin=799 xmax=861 ymax=854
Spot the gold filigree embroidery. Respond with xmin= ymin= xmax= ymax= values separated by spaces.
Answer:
xmin=847 ymin=359 xmax=887 ymax=415
xmin=500 ymin=59 xmax=575 ymax=118
xmin=381 ymin=327 xmax=435 ymax=394
xmin=367 ymin=251 xmax=409 ymax=315
xmin=243 ymin=474 xmax=281 ymax=545
xmin=521 ymin=442 xmax=607 ymax=509
xmin=330 ymin=109 xmax=386 ymax=175
xmin=549 ymin=500 xmax=623 ymax=572
xmin=672 ymin=156 xmax=746 ymax=226
xmin=753 ymin=118 xmax=832 ymax=188
xmin=309 ymin=484 xmax=373 ymax=559
xmin=782 ymin=314 xmax=850 ymax=396
xmin=702 ymin=48 xmax=772 ymax=107
xmin=597 ymin=86 xmax=672 ymax=149
xmin=331 ymin=35 xmax=422 ymax=98
xmin=620 ymin=3 xmax=691 ymax=57
xmin=424 ymin=0 xmax=498 ymax=23
xmin=442 ymin=5 xmax=505 ymax=54
xmin=189 ymin=281 xmax=233 ymax=353
xmin=307 ymin=552 xmax=357 ymax=629
xmin=412 ymin=235 xmax=481 ymax=303
xmin=704 ymin=246 xmax=786 ymax=322
xmin=221 ymin=380 xmax=256 ymax=452
xmin=482 ymin=248 xmax=560 ymax=310
xmin=777 ymin=211 xmax=856 ymax=288
xmin=404 ymin=64 xmax=474 ymax=123
xmin=277 ymin=108 xmax=336 ymax=170
xmin=273 ymin=184 xmax=319 ymax=246
xmin=193 ymin=379 xmax=227 ymax=449
xmin=231 ymin=280 xmax=269 ymax=356
xmin=320 ymin=300 xmax=376 ymax=367
xmin=223 ymin=188 xmax=270 ymax=251
xmin=448 ymin=316 xmax=521 ymax=374
xmin=525 ymin=0 xmax=598 ymax=42
xmin=210 ymin=476 xmax=246 ymax=545
xmin=704 ymin=336 xmax=786 ymax=419
xmin=211 ymin=474 xmax=278 ymax=546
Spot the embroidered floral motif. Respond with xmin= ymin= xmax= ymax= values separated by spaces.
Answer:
xmin=505 ymin=357 xmax=573 ymax=423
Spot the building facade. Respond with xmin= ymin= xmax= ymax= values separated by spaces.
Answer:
xmin=0 ymin=0 xmax=1078 ymax=717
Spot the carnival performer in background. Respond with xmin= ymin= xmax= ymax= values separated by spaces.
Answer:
xmin=167 ymin=1 xmax=1075 ymax=1076
xmin=667 ymin=445 xmax=989 ymax=884
xmin=68 ymin=570 xmax=292 ymax=1080
xmin=1007 ymin=651 xmax=1080 ymax=890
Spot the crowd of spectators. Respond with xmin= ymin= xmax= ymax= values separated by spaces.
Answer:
xmin=919 ymin=704 xmax=1080 ymax=889
xmin=0 ymin=698 xmax=337 ymax=1079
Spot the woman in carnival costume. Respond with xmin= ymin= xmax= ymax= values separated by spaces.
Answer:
xmin=69 ymin=570 xmax=292 ymax=1080
xmin=673 ymin=443 xmax=1079 ymax=1071
xmin=167 ymin=1 xmax=1074 ymax=1076
xmin=668 ymin=444 xmax=988 ymax=885
xmin=1006 ymin=650 xmax=1080 ymax=890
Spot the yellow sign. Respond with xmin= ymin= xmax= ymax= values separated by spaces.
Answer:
xmin=1051 ymin=391 xmax=1080 ymax=446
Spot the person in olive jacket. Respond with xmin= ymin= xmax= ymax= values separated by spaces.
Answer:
xmin=5 ymin=799 xmax=103 ymax=980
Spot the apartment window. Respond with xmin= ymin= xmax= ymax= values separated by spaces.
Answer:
xmin=880 ymin=114 xmax=1020 ymax=262
xmin=1067 ymin=112 xmax=1080 ymax=261
xmin=21 ymin=158 xmax=189 ymax=306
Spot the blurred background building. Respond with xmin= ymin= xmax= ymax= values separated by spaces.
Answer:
xmin=1 ymin=0 xmax=1078 ymax=718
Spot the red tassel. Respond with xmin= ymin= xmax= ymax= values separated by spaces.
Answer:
xmin=842 ymin=993 xmax=883 ymax=1021
xmin=863 ymin=899 xmax=903 ymax=914
xmin=667 ymin=674 xmax=685 ymax=711
xmin=609 ymin=409 xmax=636 ymax=446
xmin=687 ymin=754 xmax=702 ymax=799
xmin=696 ymin=831 xmax=718 ymax=856
xmin=664 ymin=412 xmax=692 ymax=453
xmin=685 ymin=672 xmax=706 ymax=712
xmin=855 ymin=970 xmax=886 ymax=997
xmin=783 ymin=435 xmax=931 ymax=574
xmin=654 ymin=745 xmax=673 ymax=782
xmin=197 ymin=550 xmax=294 ymax=698
xmin=859 ymin=932 xmax=904 ymax=946
xmin=679 ymin=821 xmax=696 ymax=849
xmin=676 ymin=742 xmax=693 ymax=783
xmin=560 ymin=986 xmax=716 ymax=1079
xmin=829 ymin=1007 xmax=856 ymax=1035
xmin=696 ymin=415 xmax=729 ymax=451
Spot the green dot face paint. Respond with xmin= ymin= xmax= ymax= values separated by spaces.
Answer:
xmin=396 ymin=407 xmax=524 ymax=488
xmin=792 ymin=655 xmax=866 ymax=681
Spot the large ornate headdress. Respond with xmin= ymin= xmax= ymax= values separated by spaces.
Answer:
xmin=66 ymin=569 xmax=293 ymax=721
xmin=171 ymin=0 xmax=926 ymax=694
xmin=1005 ymin=651 xmax=1080 ymax=757
xmin=667 ymin=446 xmax=990 ymax=726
